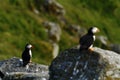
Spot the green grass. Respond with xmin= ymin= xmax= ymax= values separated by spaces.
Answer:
xmin=58 ymin=0 xmax=120 ymax=43
xmin=0 ymin=0 xmax=53 ymax=65
xmin=0 ymin=0 xmax=120 ymax=65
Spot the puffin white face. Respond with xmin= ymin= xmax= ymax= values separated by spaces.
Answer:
xmin=26 ymin=44 xmax=32 ymax=49
xmin=92 ymin=27 xmax=100 ymax=34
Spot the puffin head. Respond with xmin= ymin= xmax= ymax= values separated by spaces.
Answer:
xmin=25 ymin=44 xmax=32 ymax=49
xmin=88 ymin=27 xmax=100 ymax=34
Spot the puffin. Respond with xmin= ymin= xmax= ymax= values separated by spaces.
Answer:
xmin=79 ymin=27 xmax=100 ymax=51
xmin=22 ymin=44 xmax=32 ymax=67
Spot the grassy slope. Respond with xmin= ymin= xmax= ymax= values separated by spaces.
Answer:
xmin=58 ymin=0 xmax=120 ymax=43
xmin=0 ymin=0 xmax=120 ymax=65
xmin=0 ymin=0 xmax=53 ymax=64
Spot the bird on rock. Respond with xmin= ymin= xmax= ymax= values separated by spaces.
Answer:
xmin=79 ymin=27 xmax=100 ymax=51
xmin=22 ymin=44 xmax=33 ymax=67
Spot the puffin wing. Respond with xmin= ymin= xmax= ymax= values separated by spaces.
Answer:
xmin=22 ymin=50 xmax=30 ymax=61
xmin=80 ymin=34 xmax=94 ymax=49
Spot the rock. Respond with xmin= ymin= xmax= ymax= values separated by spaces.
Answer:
xmin=43 ymin=21 xmax=61 ymax=58
xmin=95 ymin=35 xmax=109 ymax=49
xmin=27 ymin=0 xmax=65 ymax=15
xmin=109 ymin=44 xmax=120 ymax=54
xmin=0 ymin=57 xmax=49 ymax=80
xmin=49 ymin=47 xmax=120 ymax=80
xmin=69 ymin=25 xmax=81 ymax=34
xmin=96 ymin=36 xmax=108 ymax=46
xmin=57 ymin=15 xmax=68 ymax=25
xmin=52 ymin=43 xmax=59 ymax=58
xmin=3 ymin=72 xmax=48 ymax=80
xmin=43 ymin=0 xmax=65 ymax=15
xmin=67 ymin=25 xmax=87 ymax=37
xmin=43 ymin=21 xmax=62 ymax=43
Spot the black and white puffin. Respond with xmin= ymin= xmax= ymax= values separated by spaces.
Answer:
xmin=22 ymin=44 xmax=32 ymax=67
xmin=79 ymin=27 xmax=100 ymax=51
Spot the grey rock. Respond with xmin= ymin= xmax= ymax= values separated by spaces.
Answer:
xmin=27 ymin=0 xmax=65 ymax=15
xmin=94 ymin=47 xmax=120 ymax=79
xmin=109 ymin=44 xmax=120 ymax=54
xmin=44 ymin=0 xmax=65 ymax=15
xmin=49 ymin=47 xmax=120 ymax=80
xmin=96 ymin=36 xmax=108 ymax=46
xmin=95 ymin=35 xmax=109 ymax=49
xmin=67 ymin=25 xmax=87 ymax=37
xmin=43 ymin=21 xmax=62 ymax=43
xmin=0 ymin=57 xmax=49 ymax=80
xmin=43 ymin=21 xmax=61 ymax=58
xmin=3 ymin=72 xmax=48 ymax=80
xmin=69 ymin=25 xmax=81 ymax=33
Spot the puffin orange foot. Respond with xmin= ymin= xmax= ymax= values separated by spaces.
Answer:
xmin=88 ymin=48 xmax=94 ymax=53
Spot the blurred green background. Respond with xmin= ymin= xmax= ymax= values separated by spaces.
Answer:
xmin=0 ymin=0 xmax=120 ymax=65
